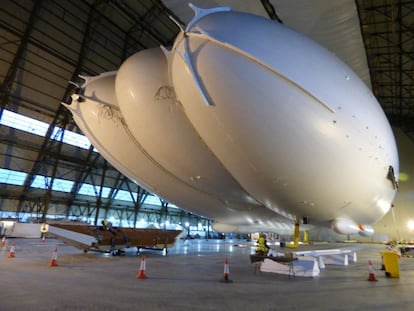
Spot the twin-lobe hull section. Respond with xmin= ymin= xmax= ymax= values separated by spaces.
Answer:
xmin=170 ymin=10 xmax=398 ymax=225
xmin=115 ymin=48 xmax=261 ymax=208
xmin=66 ymin=71 xmax=295 ymax=234
xmin=64 ymin=6 xmax=399 ymax=235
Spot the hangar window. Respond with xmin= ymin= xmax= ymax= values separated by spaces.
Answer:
xmin=1 ymin=109 xmax=48 ymax=136
xmin=144 ymin=195 xmax=162 ymax=206
xmin=114 ymin=190 xmax=137 ymax=202
xmin=0 ymin=168 xmax=27 ymax=186
xmin=144 ymin=195 xmax=179 ymax=209
xmin=78 ymin=183 xmax=111 ymax=198
xmin=51 ymin=178 xmax=75 ymax=192
xmin=0 ymin=109 xmax=96 ymax=151
xmin=31 ymin=175 xmax=74 ymax=192
xmin=52 ymin=127 xmax=93 ymax=150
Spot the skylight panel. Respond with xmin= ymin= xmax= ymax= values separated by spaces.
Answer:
xmin=1 ymin=109 xmax=97 ymax=151
xmin=0 ymin=110 xmax=48 ymax=136
xmin=52 ymin=178 xmax=74 ymax=192
xmin=144 ymin=195 xmax=162 ymax=206
xmin=31 ymin=175 xmax=50 ymax=189
xmin=52 ymin=127 xmax=92 ymax=150
xmin=143 ymin=195 xmax=179 ymax=208
xmin=114 ymin=190 xmax=137 ymax=202
xmin=0 ymin=168 xmax=27 ymax=186
xmin=78 ymin=183 xmax=111 ymax=198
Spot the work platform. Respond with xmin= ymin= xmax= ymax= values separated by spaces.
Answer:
xmin=1 ymin=239 xmax=413 ymax=310
xmin=250 ymin=246 xmax=358 ymax=278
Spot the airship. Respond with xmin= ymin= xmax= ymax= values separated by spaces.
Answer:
xmin=64 ymin=5 xmax=399 ymax=239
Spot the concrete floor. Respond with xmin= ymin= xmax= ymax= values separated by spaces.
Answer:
xmin=1 ymin=238 xmax=413 ymax=311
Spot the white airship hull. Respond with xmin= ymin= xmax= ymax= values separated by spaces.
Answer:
xmin=64 ymin=6 xmax=398 ymax=236
xmin=67 ymin=71 xmax=296 ymax=234
xmin=170 ymin=9 xmax=398 ymax=227
xmin=115 ymin=48 xmax=262 ymax=208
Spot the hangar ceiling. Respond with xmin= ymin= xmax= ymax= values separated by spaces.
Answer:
xmin=0 ymin=0 xmax=413 ymax=226
xmin=357 ymin=0 xmax=414 ymax=134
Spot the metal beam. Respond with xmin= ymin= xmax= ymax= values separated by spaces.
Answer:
xmin=0 ymin=0 xmax=43 ymax=116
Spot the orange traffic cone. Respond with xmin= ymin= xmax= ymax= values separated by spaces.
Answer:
xmin=220 ymin=258 xmax=233 ymax=283
xmin=8 ymin=243 xmax=15 ymax=258
xmin=368 ymin=260 xmax=378 ymax=281
xmin=1 ymin=236 xmax=5 ymax=247
xmin=49 ymin=246 xmax=58 ymax=267
xmin=136 ymin=256 xmax=148 ymax=279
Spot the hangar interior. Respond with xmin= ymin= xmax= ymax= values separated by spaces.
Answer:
xmin=1 ymin=0 xmax=413 ymax=240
